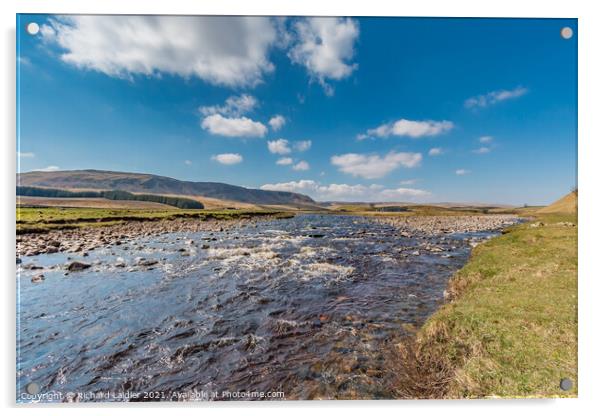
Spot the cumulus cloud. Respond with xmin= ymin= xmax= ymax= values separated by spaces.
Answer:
xmin=211 ymin=153 xmax=243 ymax=165
xmin=428 ymin=147 xmax=443 ymax=156
xmin=40 ymin=16 xmax=279 ymax=87
xmin=455 ymin=169 xmax=470 ymax=175
xmin=292 ymin=160 xmax=310 ymax=171
xmin=261 ymin=180 xmax=431 ymax=202
xmin=472 ymin=147 xmax=491 ymax=154
xmin=33 ymin=165 xmax=60 ymax=172
xmin=294 ymin=140 xmax=312 ymax=152
xmin=363 ymin=119 xmax=454 ymax=139
xmin=268 ymin=115 xmax=286 ymax=131
xmin=331 ymin=151 xmax=422 ymax=179
xmin=267 ymin=139 xmax=292 ymax=155
xmin=202 ymin=114 xmax=267 ymax=138
xmin=276 ymin=157 xmax=293 ymax=165
xmin=479 ymin=136 xmax=494 ymax=144
xmin=465 ymin=87 xmax=527 ymax=108
xmin=200 ymin=94 xmax=258 ymax=117
xmin=200 ymin=95 xmax=266 ymax=138
xmin=17 ymin=152 xmax=35 ymax=158
xmin=288 ymin=17 xmax=359 ymax=94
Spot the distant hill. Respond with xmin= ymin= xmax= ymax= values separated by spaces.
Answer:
xmin=538 ymin=190 xmax=577 ymax=214
xmin=17 ymin=170 xmax=316 ymax=207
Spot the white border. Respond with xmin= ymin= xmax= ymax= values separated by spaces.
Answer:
xmin=2 ymin=1 xmax=601 ymax=415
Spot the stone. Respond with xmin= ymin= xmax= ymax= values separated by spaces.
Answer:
xmin=31 ymin=273 xmax=45 ymax=283
xmin=66 ymin=261 xmax=91 ymax=272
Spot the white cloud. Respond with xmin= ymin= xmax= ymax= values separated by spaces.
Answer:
xmin=201 ymin=114 xmax=267 ymax=138
xmin=294 ymin=140 xmax=312 ymax=152
xmin=200 ymin=94 xmax=258 ymax=117
xmin=288 ymin=17 xmax=359 ymax=94
xmin=40 ymin=16 xmax=279 ymax=87
xmin=331 ymin=151 xmax=422 ymax=179
xmin=479 ymin=136 xmax=494 ymax=144
xmin=18 ymin=56 xmax=32 ymax=66
xmin=267 ymin=139 xmax=292 ymax=155
xmin=455 ymin=169 xmax=470 ymax=175
xmin=17 ymin=152 xmax=35 ymax=158
xmin=268 ymin=115 xmax=286 ymax=131
xmin=261 ymin=180 xmax=431 ymax=202
xmin=184 ymin=160 xmax=192 ymax=165
xmin=211 ymin=153 xmax=243 ymax=165
xmin=276 ymin=157 xmax=293 ymax=165
xmin=292 ymin=160 xmax=310 ymax=171
xmin=33 ymin=165 xmax=60 ymax=172
xmin=200 ymin=95 xmax=266 ymax=138
xmin=365 ymin=119 xmax=454 ymax=139
xmin=465 ymin=87 xmax=527 ymax=108
xmin=399 ymin=179 xmax=417 ymax=185
xmin=473 ymin=147 xmax=491 ymax=154
xmin=428 ymin=147 xmax=443 ymax=156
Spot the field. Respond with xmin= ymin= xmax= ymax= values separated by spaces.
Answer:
xmin=16 ymin=206 xmax=292 ymax=234
xmin=392 ymin=211 xmax=578 ymax=398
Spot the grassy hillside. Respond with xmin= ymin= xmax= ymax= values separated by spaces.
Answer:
xmin=17 ymin=186 xmax=204 ymax=209
xmin=17 ymin=196 xmax=176 ymax=210
xmin=17 ymin=169 xmax=316 ymax=207
xmin=391 ymin=212 xmax=578 ymax=398
xmin=538 ymin=190 xmax=577 ymax=214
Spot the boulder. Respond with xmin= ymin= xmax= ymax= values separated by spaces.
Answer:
xmin=66 ymin=261 xmax=91 ymax=272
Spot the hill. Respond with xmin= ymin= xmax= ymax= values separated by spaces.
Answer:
xmin=538 ymin=190 xmax=577 ymax=214
xmin=17 ymin=170 xmax=316 ymax=207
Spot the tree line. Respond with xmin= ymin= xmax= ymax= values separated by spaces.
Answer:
xmin=17 ymin=186 xmax=204 ymax=209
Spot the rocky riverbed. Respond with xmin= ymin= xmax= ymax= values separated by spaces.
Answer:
xmin=16 ymin=215 xmax=285 ymax=259
xmin=374 ymin=215 xmax=518 ymax=236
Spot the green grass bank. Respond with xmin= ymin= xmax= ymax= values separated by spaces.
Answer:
xmin=392 ymin=213 xmax=577 ymax=398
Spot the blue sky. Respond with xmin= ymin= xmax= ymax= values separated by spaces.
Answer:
xmin=17 ymin=15 xmax=577 ymax=205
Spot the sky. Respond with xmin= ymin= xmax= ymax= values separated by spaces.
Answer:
xmin=16 ymin=15 xmax=577 ymax=205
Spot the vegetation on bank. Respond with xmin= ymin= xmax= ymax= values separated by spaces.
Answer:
xmin=330 ymin=203 xmax=537 ymax=217
xmin=391 ymin=212 xmax=577 ymax=398
xmin=16 ymin=207 xmax=293 ymax=234
xmin=17 ymin=186 xmax=204 ymax=209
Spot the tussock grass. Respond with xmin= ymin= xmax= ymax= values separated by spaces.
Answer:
xmin=16 ymin=207 xmax=293 ymax=234
xmin=389 ymin=213 xmax=577 ymax=398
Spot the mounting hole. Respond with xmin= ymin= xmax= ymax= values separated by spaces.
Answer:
xmin=26 ymin=22 xmax=40 ymax=35
xmin=25 ymin=382 xmax=40 ymax=395
xmin=560 ymin=27 xmax=573 ymax=40
xmin=560 ymin=378 xmax=573 ymax=391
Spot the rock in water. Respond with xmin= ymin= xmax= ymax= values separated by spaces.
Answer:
xmin=31 ymin=273 xmax=45 ymax=283
xmin=66 ymin=261 xmax=92 ymax=272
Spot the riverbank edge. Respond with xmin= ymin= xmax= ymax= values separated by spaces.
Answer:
xmin=16 ymin=207 xmax=295 ymax=235
xmin=388 ymin=213 xmax=577 ymax=399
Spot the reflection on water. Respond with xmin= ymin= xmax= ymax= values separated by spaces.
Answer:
xmin=17 ymin=215 xmax=502 ymax=401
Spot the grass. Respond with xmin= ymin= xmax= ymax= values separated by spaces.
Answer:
xmin=16 ymin=207 xmax=293 ymax=234
xmin=391 ymin=212 xmax=577 ymax=398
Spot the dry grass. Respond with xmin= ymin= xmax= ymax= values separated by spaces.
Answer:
xmin=17 ymin=196 xmax=175 ymax=210
xmin=538 ymin=190 xmax=577 ymax=214
xmin=16 ymin=206 xmax=293 ymax=234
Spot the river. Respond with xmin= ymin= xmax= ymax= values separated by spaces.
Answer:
xmin=17 ymin=214 xmax=505 ymax=401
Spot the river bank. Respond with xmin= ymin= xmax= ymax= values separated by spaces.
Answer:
xmin=388 ymin=213 xmax=578 ymax=398
xmin=16 ymin=207 xmax=293 ymax=258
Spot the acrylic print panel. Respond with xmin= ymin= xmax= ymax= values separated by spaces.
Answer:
xmin=16 ymin=14 xmax=577 ymax=402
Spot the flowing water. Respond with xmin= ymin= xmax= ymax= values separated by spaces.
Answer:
xmin=17 ymin=214 xmax=504 ymax=401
